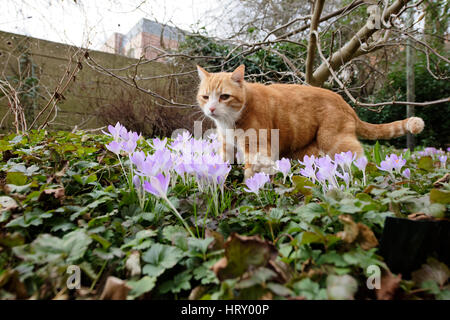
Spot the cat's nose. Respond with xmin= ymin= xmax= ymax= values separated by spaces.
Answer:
xmin=209 ymin=106 xmax=216 ymax=113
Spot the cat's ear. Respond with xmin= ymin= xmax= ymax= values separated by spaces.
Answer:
xmin=231 ymin=65 xmax=245 ymax=83
xmin=197 ymin=65 xmax=209 ymax=81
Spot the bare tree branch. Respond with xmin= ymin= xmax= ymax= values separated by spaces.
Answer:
xmin=312 ymin=0 xmax=412 ymax=86
xmin=305 ymin=0 xmax=325 ymax=85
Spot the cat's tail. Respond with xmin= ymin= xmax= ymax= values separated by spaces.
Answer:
xmin=356 ymin=117 xmax=425 ymax=140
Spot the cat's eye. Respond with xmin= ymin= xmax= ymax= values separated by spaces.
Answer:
xmin=220 ymin=94 xmax=231 ymax=100
xmin=202 ymin=95 xmax=209 ymax=100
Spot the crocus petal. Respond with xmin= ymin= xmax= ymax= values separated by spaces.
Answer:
xmin=106 ymin=141 xmax=121 ymax=154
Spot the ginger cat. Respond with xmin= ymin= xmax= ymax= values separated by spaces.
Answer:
xmin=196 ymin=65 xmax=425 ymax=178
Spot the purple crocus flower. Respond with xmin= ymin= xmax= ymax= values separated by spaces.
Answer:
xmin=315 ymin=156 xmax=337 ymax=179
xmin=425 ymin=147 xmax=437 ymax=156
xmin=121 ymin=139 xmax=137 ymax=154
xmin=150 ymin=148 xmax=173 ymax=173
xmin=299 ymin=165 xmax=317 ymax=182
xmin=143 ymin=173 xmax=170 ymax=198
xmin=136 ymin=157 xmax=159 ymax=177
xmin=389 ymin=154 xmax=406 ymax=173
xmin=354 ymin=156 xmax=368 ymax=171
xmin=377 ymin=154 xmax=395 ymax=173
xmin=130 ymin=151 xmax=146 ymax=171
xmin=244 ymin=172 xmax=270 ymax=194
xmin=439 ymin=155 xmax=447 ymax=168
xmin=103 ymin=122 xmax=124 ymax=141
xmin=207 ymin=163 xmax=231 ymax=186
xmin=120 ymin=130 xmax=140 ymax=143
xmin=300 ymin=155 xmax=316 ymax=168
xmin=150 ymin=137 xmax=167 ymax=151
xmin=402 ymin=168 xmax=411 ymax=179
xmin=106 ymin=141 xmax=121 ymax=154
xmin=274 ymin=158 xmax=291 ymax=183
xmin=354 ymin=156 xmax=368 ymax=185
xmin=335 ymin=151 xmax=355 ymax=170
xmin=133 ymin=175 xmax=142 ymax=189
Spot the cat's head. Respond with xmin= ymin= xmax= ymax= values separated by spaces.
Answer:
xmin=196 ymin=65 xmax=246 ymax=125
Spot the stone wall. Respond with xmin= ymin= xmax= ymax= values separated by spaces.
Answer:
xmin=0 ymin=30 xmax=197 ymax=134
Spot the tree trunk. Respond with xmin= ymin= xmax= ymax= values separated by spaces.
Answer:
xmin=406 ymin=7 xmax=415 ymax=150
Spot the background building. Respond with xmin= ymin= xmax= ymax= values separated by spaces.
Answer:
xmin=101 ymin=18 xmax=184 ymax=60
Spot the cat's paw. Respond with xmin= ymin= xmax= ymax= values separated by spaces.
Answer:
xmin=244 ymin=167 xmax=254 ymax=181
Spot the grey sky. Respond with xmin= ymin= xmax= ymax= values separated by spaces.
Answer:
xmin=1 ymin=0 xmax=225 ymax=49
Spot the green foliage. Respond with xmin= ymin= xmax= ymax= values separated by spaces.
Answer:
xmin=180 ymin=33 xmax=306 ymax=83
xmin=0 ymin=130 xmax=448 ymax=300
xmin=357 ymin=53 xmax=450 ymax=148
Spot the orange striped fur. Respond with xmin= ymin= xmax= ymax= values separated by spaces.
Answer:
xmin=197 ymin=65 xmax=425 ymax=177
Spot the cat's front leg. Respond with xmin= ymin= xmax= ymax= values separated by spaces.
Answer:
xmin=244 ymin=163 xmax=255 ymax=181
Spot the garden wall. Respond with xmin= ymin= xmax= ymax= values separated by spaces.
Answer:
xmin=0 ymin=30 xmax=198 ymax=134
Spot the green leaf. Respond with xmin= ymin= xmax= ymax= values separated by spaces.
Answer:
xmin=142 ymin=244 xmax=184 ymax=277
xmin=291 ymin=176 xmax=316 ymax=196
xmin=188 ymin=237 xmax=214 ymax=255
xmin=429 ymin=189 xmax=450 ymax=205
xmin=293 ymin=278 xmax=327 ymax=300
xmin=6 ymin=172 xmax=27 ymax=186
xmin=418 ymin=156 xmax=434 ymax=171
xmin=373 ymin=141 xmax=383 ymax=166
xmin=316 ymin=251 xmax=349 ymax=267
xmin=127 ymin=276 xmax=157 ymax=299
xmin=159 ymin=271 xmax=192 ymax=294
xmin=90 ymin=234 xmax=112 ymax=249
xmin=267 ymin=282 xmax=293 ymax=297
xmin=235 ymin=267 xmax=277 ymax=289
xmin=62 ymin=229 xmax=93 ymax=263
xmin=293 ymin=203 xmax=325 ymax=223
xmin=6 ymin=208 xmax=52 ymax=228
xmin=193 ymin=260 xmax=219 ymax=285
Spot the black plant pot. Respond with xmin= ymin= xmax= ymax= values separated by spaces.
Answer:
xmin=379 ymin=216 xmax=450 ymax=278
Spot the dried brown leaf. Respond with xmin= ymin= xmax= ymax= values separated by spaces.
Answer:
xmin=211 ymin=233 xmax=278 ymax=281
xmin=411 ymin=257 xmax=450 ymax=287
xmin=408 ymin=212 xmax=434 ymax=221
xmin=188 ymin=285 xmax=207 ymax=300
xmin=337 ymin=215 xmax=359 ymax=243
xmin=356 ymin=223 xmax=379 ymax=250
xmin=125 ymin=251 xmax=141 ymax=277
xmin=100 ymin=276 xmax=131 ymax=300
xmin=205 ymin=229 xmax=225 ymax=251
xmin=433 ymin=173 xmax=450 ymax=188
xmin=376 ymin=271 xmax=401 ymax=300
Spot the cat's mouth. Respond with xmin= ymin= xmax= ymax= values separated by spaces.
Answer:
xmin=206 ymin=112 xmax=219 ymax=120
